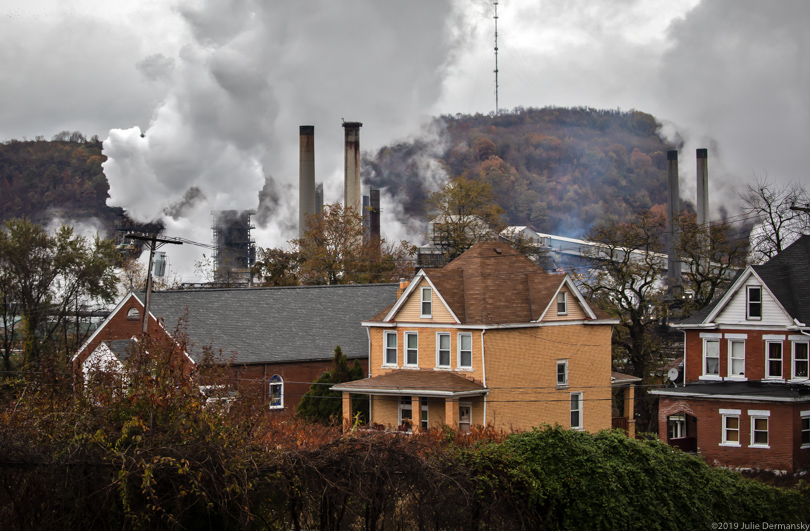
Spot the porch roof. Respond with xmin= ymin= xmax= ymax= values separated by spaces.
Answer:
xmin=331 ymin=369 xmax=488 ymax=398
xmin=651 ymin=380 xmax=810 ymax=402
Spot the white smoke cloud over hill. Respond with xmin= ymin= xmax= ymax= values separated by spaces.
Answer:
xmin=102 ymin=0 xmax=458 ymax=280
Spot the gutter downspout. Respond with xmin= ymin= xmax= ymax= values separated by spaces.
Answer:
xmin=366 ymin=326 xmax=372 ymax=422
xmin=481 ymin=329 xmax=487 ymax=426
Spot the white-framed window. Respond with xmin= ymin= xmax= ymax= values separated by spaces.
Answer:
xmin=801 ymin=411 xmax=810 ymax=449
xmin=436 ymin=332 xmax=451 ymax=368
xmin=703 ymin=339 xmax=720 ymax=376
xmin=384 ymin=331 xmax=398 ymax=366
xmin=746 ymin=285 xmax=762 ymax=320
xmin=269 ymin=375 xmax=283 ymax=409
xmin=793 ymin=341 xmax=809 ymax=380
xmin=720 ymin=409 xmax=741 ymax=446
xmin=557 ymin=291 xmax=567 ymax=315
xmin=458 ymin=333 xmax=472 ymax=369
xmin=404 ymin=332 xmax=419 ymax=366
xmin=668 ymin=414 xmax=686 ymax=440
xmin=420 ymin=287 xmax=432 ymax=318
xmin=749 ymin=410 xmax=770 ymax=448
xmin=557 ymin=359 xmax=568 ymax=387
xmin=728 ymin=339 xmax=745 ymax=378
xmin=570 ymin=392 xmax=583 ymax=429
xmin=126 ymin=307 xmax=140 ymax=320
xmin=766 ymin=340 xmax=783 ymax=379
xmin=399 ymin=396 xmax=429 ymax=431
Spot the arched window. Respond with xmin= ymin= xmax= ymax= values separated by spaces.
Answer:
xmin=126 ymin=307 xmax=140 ymax=321
xmin=269 ymin=375 xmax=283 ymax=409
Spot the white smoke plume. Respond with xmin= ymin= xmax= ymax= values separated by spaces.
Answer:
xmin=103 ymin=0 xmax=459 ymax=280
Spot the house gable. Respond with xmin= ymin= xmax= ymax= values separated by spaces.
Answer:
xmin=710 ymin=269 xmax=794 ymax=327
xmin=538 ymin=276 xmax=596 ymax=322
xmin=385 ymin=273 xmax=460 ymax=324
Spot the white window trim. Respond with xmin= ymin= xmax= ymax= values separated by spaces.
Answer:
xmin=435 ymin=332 xmax=451 ymax=369
xmin=557 ymin=291 xmax=568 ymax=316
xmin=457 ymin=332 xmax=473 ymax=370
xmin=746 ymin=285 xmax=762 ymax=320
xmin=701 ymin=338 xmax=721 ymax=380
xmin=748 ymin=410 xmax=770 ymax=449
xmin=420 ymin=287 xmax=433 ymax=318
xmin=791 ymin=341 xmax=810 ymax=381
xmin=727 ymin=338 xmax=746 ymax=380
xmin=557 ymin=359 xmax=569 ymax=387
xmin=801 ymin=410 xmax=810 ymax=449
xmin=383 ymin=331 xmax=398 ymax=367
xmin=269 ymin=375 xmax=284 ymax=410
xmin=720 ymin=409 xmax=741 ymax=447
xmin=765 ymin=340 xmax=784 ymax=381
xmin=570 ymin=392 xmax=583 ymax=430
xmin=404 ymin=331 xmax=419 ymax=367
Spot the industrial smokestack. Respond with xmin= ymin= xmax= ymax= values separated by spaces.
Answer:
xmin=369 ymin=188 xmax=381 ymax=242
xmin=666 ymin=150 xmax=682 ymax=288
xmin=299 ymin=125 xmax=315 ymax=237
xmin=696 ymin=148 xmax=709 ymax=227
xmin=343 ymin=121 xmax=363 ymax=214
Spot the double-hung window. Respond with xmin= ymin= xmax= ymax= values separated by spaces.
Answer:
xmin=557 ymin=360 xmax=568 ymax=387
xmin=384 ymin=331 xmax=398 ymax=366
xmin=802 ymin=411 xmax=810 ymax=448
xmin=557 ymin=291 xmax=567 ymax=315
xmin=269 ymin=375 xmax=284 ymax=409
xmin=420 ymin=288 xmax=432 ymax=318
xmin=720 ymin=409 xmax=741 ymax=446
xmin=458 ymin=333 xmax=472 ymax=369
xmin=793 ymin=341 xmax=809 ymax=380
xmin=704 ymin=338 xmax=720 ymax=377
xmin=727 ymin=335 xmax=746 ymax=378
xmin=749 ymin=410 xmax=770 ymax=448
xmin=404 ymin=332 xmax=419 ymax=366
xmin=765 ymin=339 xmax=784 ymax=379
xmin=570 ymin=392 xmax=583 ymax=429
xmin=436 ymin=333 xmax=451 ymax=368
xmin=746 ymin=286 xmax=762 ymax=320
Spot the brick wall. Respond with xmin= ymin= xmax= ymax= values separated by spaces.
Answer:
xmin=685 ymin=329 xmax=795 ymax=383
xmin=484 ymin=324 xmax=613 ymax=433
xmin=659 ymin=396 xmax=808 ymax=473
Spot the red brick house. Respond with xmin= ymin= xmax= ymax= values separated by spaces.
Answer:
xmin=652 ymin=235 xmax=810 ymax=473
xmin=73 ymin=284 xmax=399 ymax=412
xmin=333 ymin=242 xmax=625 ymax=433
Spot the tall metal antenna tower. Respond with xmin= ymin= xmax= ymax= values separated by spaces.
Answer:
xmin=494 ymin=1 xmax=499 ymax=115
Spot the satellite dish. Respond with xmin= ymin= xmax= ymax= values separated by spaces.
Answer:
xmin=667 ymin=368 xmax=680 ymax=382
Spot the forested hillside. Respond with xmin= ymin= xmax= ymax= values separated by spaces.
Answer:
xmin=364 ymin=106 xmax=680 ymax=237
xmin=0 ymin=132 xmax=118 ymax=231
xmin=2 ymin=108 xmax=680 ymax=240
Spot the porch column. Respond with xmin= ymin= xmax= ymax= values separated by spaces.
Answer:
xmin=342 ymin=392 xmax=352 ymax=432
xmin=445 ymin=397 xmax=459 ymax=430
xmin=412 ymin=396 xmax=422 ymax=433
xmin=626 ymin=385 xmax=636 ymax=439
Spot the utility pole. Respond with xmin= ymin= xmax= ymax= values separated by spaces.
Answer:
xmin=494 ymin=1 xmax=500 ymax=115
xmin=127 ymin=234 xmax=182 ymax=335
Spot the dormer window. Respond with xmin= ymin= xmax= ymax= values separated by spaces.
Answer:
xmin=420 ymin=287 xmax=432 ymax=318
xmin=746 ymin=286 xmax=762 ymax=320
xmin=557 ymin=292 xmax=568 ymax=316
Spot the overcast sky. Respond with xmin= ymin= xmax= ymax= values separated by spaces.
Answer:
xmin=2 ymin=0 xmax=808 ymax=279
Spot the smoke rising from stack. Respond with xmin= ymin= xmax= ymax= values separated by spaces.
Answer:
xmin=102 ymin=0 xmax=457 ymax=280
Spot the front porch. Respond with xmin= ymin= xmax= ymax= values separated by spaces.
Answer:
xmin=331 ymin=370 xmax=488 ymax=432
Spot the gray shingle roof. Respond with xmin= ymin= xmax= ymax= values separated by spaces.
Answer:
xmin=752 ymin=234 xmax=810 ymax=325
xmin=138 ymin=284 xmax=398 ymax=365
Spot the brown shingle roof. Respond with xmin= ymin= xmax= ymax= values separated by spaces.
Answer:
xmin=428 ymin=242 xmax=579 ymax=325
xmin=331 ymin=369 xmax=487 ymax=396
